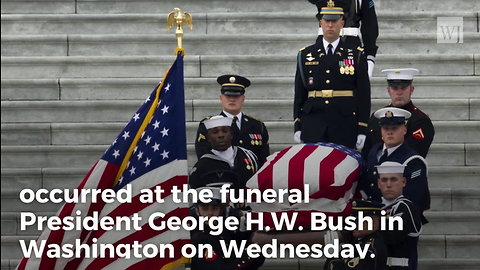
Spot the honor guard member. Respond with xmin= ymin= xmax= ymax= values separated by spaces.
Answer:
xmin=376 ymin=162 xmax=423 ymax=270
xmin=308 ymin=0 xmax=379 ymax=77
xmin=363 ymin=68 xmax=435 ymax=158
xmin=293 ymin=1 xmax=371 ymax=150
xmin=359 ymin=108 xmax=430 ymax=224
xmin=195 ymin=75 xmax=270 ymax=167
xmin=189 ymin=180 xmax=264 ymax=270
xmin=324 ymin=200 xmax=387 ymax=270
xmin=190 ymin=116 xmax=259 ymax=190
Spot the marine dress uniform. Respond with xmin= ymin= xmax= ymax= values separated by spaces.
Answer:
xmin=364 ymin=69 xmax=435 ymax=158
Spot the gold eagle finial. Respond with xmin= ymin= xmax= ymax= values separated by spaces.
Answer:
xmin=167 ymin=8 xmax=192 ymax=52
xmin=327 ymin=0 xmax=335 ymax=7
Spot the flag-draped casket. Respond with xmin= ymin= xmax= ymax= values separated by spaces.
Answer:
xmin=246 ymin=143 xmax=364 ymax=229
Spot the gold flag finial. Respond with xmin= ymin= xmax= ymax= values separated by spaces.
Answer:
xmin=167 ymin=8 xmax=192 ymax=53
xmin=327 ymin=0 xmax=335 ymax=7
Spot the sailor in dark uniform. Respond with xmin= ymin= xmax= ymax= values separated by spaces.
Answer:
xmin=363 ymin=68 xmax=435 ymax=158
xmin=294 ymin=2 xmax=371 ymax=150
xmin=190 ymin=116 xmax=259 ymax=190
xmin=376 ymin=162 xmax=423 ymax=270
xmin=324 ymin=200 xmax=387 ymax=270
xmin=195 ymin=75 xmax=270 ymax=167
xmin=189 ymin=179 xmax=264 ymax=270
xmin=359 ymin=108 xmax=430 ymax=222
xmin=308 ymin=0 xmax=379 ymax=77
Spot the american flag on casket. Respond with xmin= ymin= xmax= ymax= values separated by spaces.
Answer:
xmin=246 ymin=143 xmax=365 ymax=229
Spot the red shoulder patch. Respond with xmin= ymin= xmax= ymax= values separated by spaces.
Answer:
xmin=412 ymin=128 xmax=425 ymax=139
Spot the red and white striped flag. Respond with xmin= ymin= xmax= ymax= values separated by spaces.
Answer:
xmin=17 ymin=52 xmax=189 ymax=270
xmin=246 ymin=143 xmax=364 ymax=228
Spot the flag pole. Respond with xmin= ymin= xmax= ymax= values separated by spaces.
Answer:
xmin=167 ymin=8 xmax=193 ymax=55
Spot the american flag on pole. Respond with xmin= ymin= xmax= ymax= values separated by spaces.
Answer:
xmin=17 ymin=52 xmax=189 ymax=270
xmin=246 ymin=143 xmax=364 ymax=228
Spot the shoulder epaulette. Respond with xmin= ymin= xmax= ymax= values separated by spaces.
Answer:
xmin=299 ymin=47 xmax=306 ymax=51
xmin=200 ymin=115 xmax=213 ymax=122
xmin=244 ymin=114 xmax=263 ymax=122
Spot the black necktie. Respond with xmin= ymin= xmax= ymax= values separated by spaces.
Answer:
xmin=379 ymin=149 xmax=389 ymax=163
xmin=327 ymin=44 xmax=333 ymax=55
xmin=232 ymin=116 xmax=240 ymax=136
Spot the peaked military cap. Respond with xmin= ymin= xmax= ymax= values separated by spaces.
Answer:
xmin=374 ymin=107 xmax=412 ymax=126
xmin=382 ymin=68 xmax=420 ymax=86
xmin=308 ymin=0 xmax=345 ymax=21
xmin=217 ymin=74 xmax=251 ymax=96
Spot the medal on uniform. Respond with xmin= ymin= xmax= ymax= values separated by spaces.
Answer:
xmin=345 ymin=65 xmax=350 ymax=75
xmin=349 ymin=59 xmax=355 ymax=75
xmin=244 ymin=158 xmax=251 ymax=170
xmin=339 ymin=61 xmax=345 ymax=74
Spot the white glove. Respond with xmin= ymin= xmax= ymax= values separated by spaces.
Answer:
xmin=356 ymin=134 xmax=366 ymax=152
xmin=294 ymin=131 xmax=303 ymax=144
xmin=367 ymin=60 xmax=374 ymax=79
xmin=324 ymin=230 xmax=339 ymax=245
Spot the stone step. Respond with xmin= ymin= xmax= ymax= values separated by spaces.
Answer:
xmin=1 ymin=232 xmax=479 ymax=262
xmin=2 ymin=120 xmax=479 ymax=147
xmin=3 ymin=33 xmax=479 ymax=57
xmin=1 ymin=99 xmax=478 ymax=125
xmin=1 ymin=11 xmax=477 ymax=35
xmin=0 ymin=0 xmax=314 ymax=14
xmin=1 ymin=0 xmax=479 ymax=14
xmin=2 ymin=76 xmax=480 ymax=101
xmin=0 ymin=55 xmax=201 ymax=79
xmin=1 ymin=142 xmax=479 ymax=168
xmin=424 ymin=212 xmax=480 ymax=235
xmin=2 ymin=54 xmax=478 ymax=79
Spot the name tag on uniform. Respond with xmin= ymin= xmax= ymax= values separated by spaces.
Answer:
xmin=305 ymin=61 xmax=319 ymax=65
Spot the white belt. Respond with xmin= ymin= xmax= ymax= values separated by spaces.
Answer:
xmin=318 ymin=27 xmax=360 ymax=37
xmin=387 ymin=257 xmax=409 ymax=267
